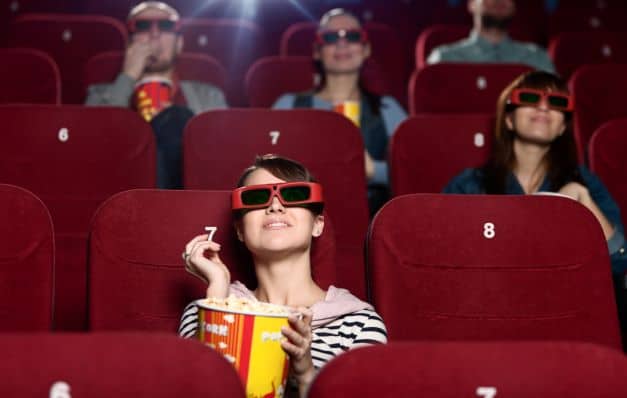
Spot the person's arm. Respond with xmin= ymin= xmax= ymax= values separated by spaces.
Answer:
xmin=85 ymin=73 xmax=136 ymax=107
xmin=368 ymin=97 xmax=408 ymax=185
xmin=350 ymin=310 xmax=388 ymax=347
xmin=272 ymin=94 xmax=296 ymax=109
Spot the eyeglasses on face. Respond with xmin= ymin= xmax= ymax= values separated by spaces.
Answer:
xmin=128 ymin=18 xmax=179 ymax=34
xmin=508 ymin=88 xmax=574 ymax=112
xmin=315 ymin=29 xmax=368 ymax=45
xmin=231 ymin=182 xmax=324 ymax=211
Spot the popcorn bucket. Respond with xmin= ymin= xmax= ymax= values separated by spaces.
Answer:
xmin=333 ymin=100 xmax=361 ymax=127
xmin=196 ymin=299 xmax=290 ymax=398
xmin=132 ymin=77 xmax=172 ymax=122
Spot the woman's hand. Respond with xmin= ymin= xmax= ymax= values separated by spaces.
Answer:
xmin=183 ymin=234 xmax=230 ymax=299
xmin=364 ymin=150 xmax=375 ymax=180
xmin=558 ymin=182 xmax=615 ymax=240
xmin=281 ymin=307 xmax=316 ymax=397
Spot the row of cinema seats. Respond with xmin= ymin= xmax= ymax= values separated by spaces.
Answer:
xmin=1 ymin=105 xmax=626 ymax=331
xmin=2 ymin=10 xmax=627 ymax=105
xmin=1 ymin=334 xmax=627 ymax=396
xmin=3 ymin=41 xmax=626 ymax=162
xmin=1 ymin=184 xmax=623 ymax=343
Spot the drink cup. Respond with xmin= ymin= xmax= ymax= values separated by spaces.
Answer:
xmin=132 ymin=77 xmax=172 ymax=122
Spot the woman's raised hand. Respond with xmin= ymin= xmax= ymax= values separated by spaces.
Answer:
xmin=183 ymin=234 xmax=230 ymax=299
xmin=281 ymin=307 xmax=316 ymax=397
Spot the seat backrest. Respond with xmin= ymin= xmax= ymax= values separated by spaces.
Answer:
xmin=367 ymin=194 xmax=621 ymax=349
xmin=415 ymin=24 xmax=469 ymax=69
xmin=308 ymin=341 xmax=627 ymax=397
xmin=183 ymin=109 xmax=369 ymax=299
xmin=0 ymin=332 xmax=245 ymax=397
xmin=84 ymin=51 xmax=226 ymax=92
xmin=179 ymin=18 xmax=266 ymax=106
xmin=0 ymin=105 xmax=156 ymax=330
xmin=548 ymin=6 xmax=624 ymax=38
xmin=280 ymin=21 xmax=410 ymax=105
xmin=408 ymin=63 xmax=531 ymax=115
xmin=0 ymin=184 xmax=54 ymax=330
xmin=570 ymin=63 xmax=627 ymax=162
xmin=549 ymin=32 xmax=627 ymax=78
xmin=245 ymin=56 xmax=317 ymax=108
xmin=390 ymin=114 xmax=493 ymax=196
xmin=7 ymin=14 xmax=127 ymax=104
xmin=0 ymin=48 xmax=61 ymax=104
xmin=589 ymin=118 xmax=627 ymax=228
xmin=88 ymin=189 xmax=336 ymax=331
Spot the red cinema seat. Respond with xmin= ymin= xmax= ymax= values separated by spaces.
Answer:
xmin=415 ymin=24 xmax=469 ymax=69
xmin=183 ymin=109 xmax=369 ymax=299
xmin=280 ymin=21 xmax=410 ymax=105
xmin=0 ymin=48 xmax=60 ymax=104
xmin=84 ymin=51 xmax=226 ymax=94
xmin=0 ymin=184 xmax=53 ymax=330
xmin=589 ymin=118 xmax=627 ymax=227
xmin=0 ymin=332 xmax=245 ymax=397
xmin=7 ymin=14 xmax=127 ymax=104
xmin=308 ymin=341 xmax=627 ymax=397
xmin=367 ymin=194 xmax=622 ymax=348
xmin=570 ymin=63 xmax=627 ymax=162
xmin=408 ymin=63 xmax=531 ymax=115
xmin=179 ymin=18 xmax=266 ymax=106
xmin=245 ymin=56 xmax=317 ymax=107
xmin=88 ymin=189 xmax=336 ymax=331
xmin=548 ymin=6 xmax=624 ymax=38
xmin=0 ymin=105 xmax=156 ymax=330
xmin=390 ymin=114 xmax=494 ymax=196
xmin=549 ymin=32 xmax=627 ymax=78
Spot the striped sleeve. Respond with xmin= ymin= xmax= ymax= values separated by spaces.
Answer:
xmin=178 ymin=302 xmax=199 ymax=338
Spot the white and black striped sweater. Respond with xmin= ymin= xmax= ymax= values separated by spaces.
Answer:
xmin=178 ymin=285 xmax=387 ymax=369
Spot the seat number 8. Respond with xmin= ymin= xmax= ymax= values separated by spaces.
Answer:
xmin=483 ymin=222 xmax=495 ymax=239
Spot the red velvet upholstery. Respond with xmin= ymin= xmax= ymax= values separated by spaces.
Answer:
xmin=0 ymin=105 xmax=156 ymax=330
xmin=280 ymin=21 xmax=410 ymax=105
xmin=0 ymin=184 xmax=53 ymax=330
xmin=7 ymin=14 xmax=127 ymax=104
xmin=84 ymin=51 xmax=226 ymax=93
xmin=414 ymin=24 xmax=469 ymax=69
xmin=570 ymin=63 xmax=627 ymax=162
xmin=390 ymin=114 xmax=493 ymax=196
xmin=0 ymin=48 xmax=61 ymax=104
xmin=367 ymin=194 xmax=622 ymax=349
xmin=549 ymin=32 xmax=627 ymax=78
xmin=308 ymin=341 xmax=627 ymax=397
xmin=409 ymin=63 xmax=531 ymax=115
xmin=88 ymin=189 xmax=336 ymax=331
xmin=245 ymin=56 xmax=317 ymax=107
xmin=179 ymin=18 xmax=266 ymax=106
xmin=548 ymin=6 xmax=625 ymax=38
xmin=183 ymin=109 xmax=369 ymax=299
xmin=589 ymin=118 xmax=627 ymax=228
xmin=0 ymin=332 xmax=245 ymax=397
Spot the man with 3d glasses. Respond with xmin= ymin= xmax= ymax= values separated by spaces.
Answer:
xmin=86 ymin=1 xmax=227 ymax=189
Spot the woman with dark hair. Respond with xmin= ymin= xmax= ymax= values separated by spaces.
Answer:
xmin=444 ymin=71 xmax=624 ymax=260
xmin=444 ymin=71 xmax=627 ymax=343
xmin=273 ymin=8 xmax=406 ymax=215
xmin=178 ymin=154 xmax=387 ymax=397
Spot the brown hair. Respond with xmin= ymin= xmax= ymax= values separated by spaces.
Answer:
xmin=482 ymin=71 xmax=582 ymax=193
xmin=234 ymin=154 xmax=324 ymax=216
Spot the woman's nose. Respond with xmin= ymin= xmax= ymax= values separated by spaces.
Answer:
xmin=266 ymin=196 xmax=285 ymax=213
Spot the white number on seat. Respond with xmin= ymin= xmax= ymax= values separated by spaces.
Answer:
xmin=269 ymin=130 xmax=280 ymax=145
xmin=476 ymin=76 xmax=487 ymax=90
xmin=204 ymin=226 xmax=218 ymax=241
xmin=483 ymin=222 xmax=495 ymax=239
xmin=62 ymin=29 xmax=72 ymax=42
xmin=473 ymin=132 xmax=485 ymax=147
xmin=50 ymin=381 xmax=71 ymax=398
xmin=476 ymin=386 xmax=497 ymax=398
xmin=58 ymin=128 xmax=69 ymax=142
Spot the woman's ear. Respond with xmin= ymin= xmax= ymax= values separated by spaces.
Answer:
xmin=234 ymin=220 xmax=244 ymax=242
xmin=363 ymin=42 xmax=371 ymax=59
xmin=505 ymin=113 xmax=514 ymax=131
xmin=312 ymin=215 xmax=324 ymax=238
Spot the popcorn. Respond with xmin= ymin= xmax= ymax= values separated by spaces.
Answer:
xmin=202 ymin=296 xmax=291 ymax=316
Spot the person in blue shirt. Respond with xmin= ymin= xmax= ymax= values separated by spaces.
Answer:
xmin=444 ymin=71 xmax=627 ymax=346
xmin=273 ymin=8 xmax=407 ymax=215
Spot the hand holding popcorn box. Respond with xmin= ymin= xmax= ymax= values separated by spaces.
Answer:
xmin=196 ymin=297 xmax=291 ymax=398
